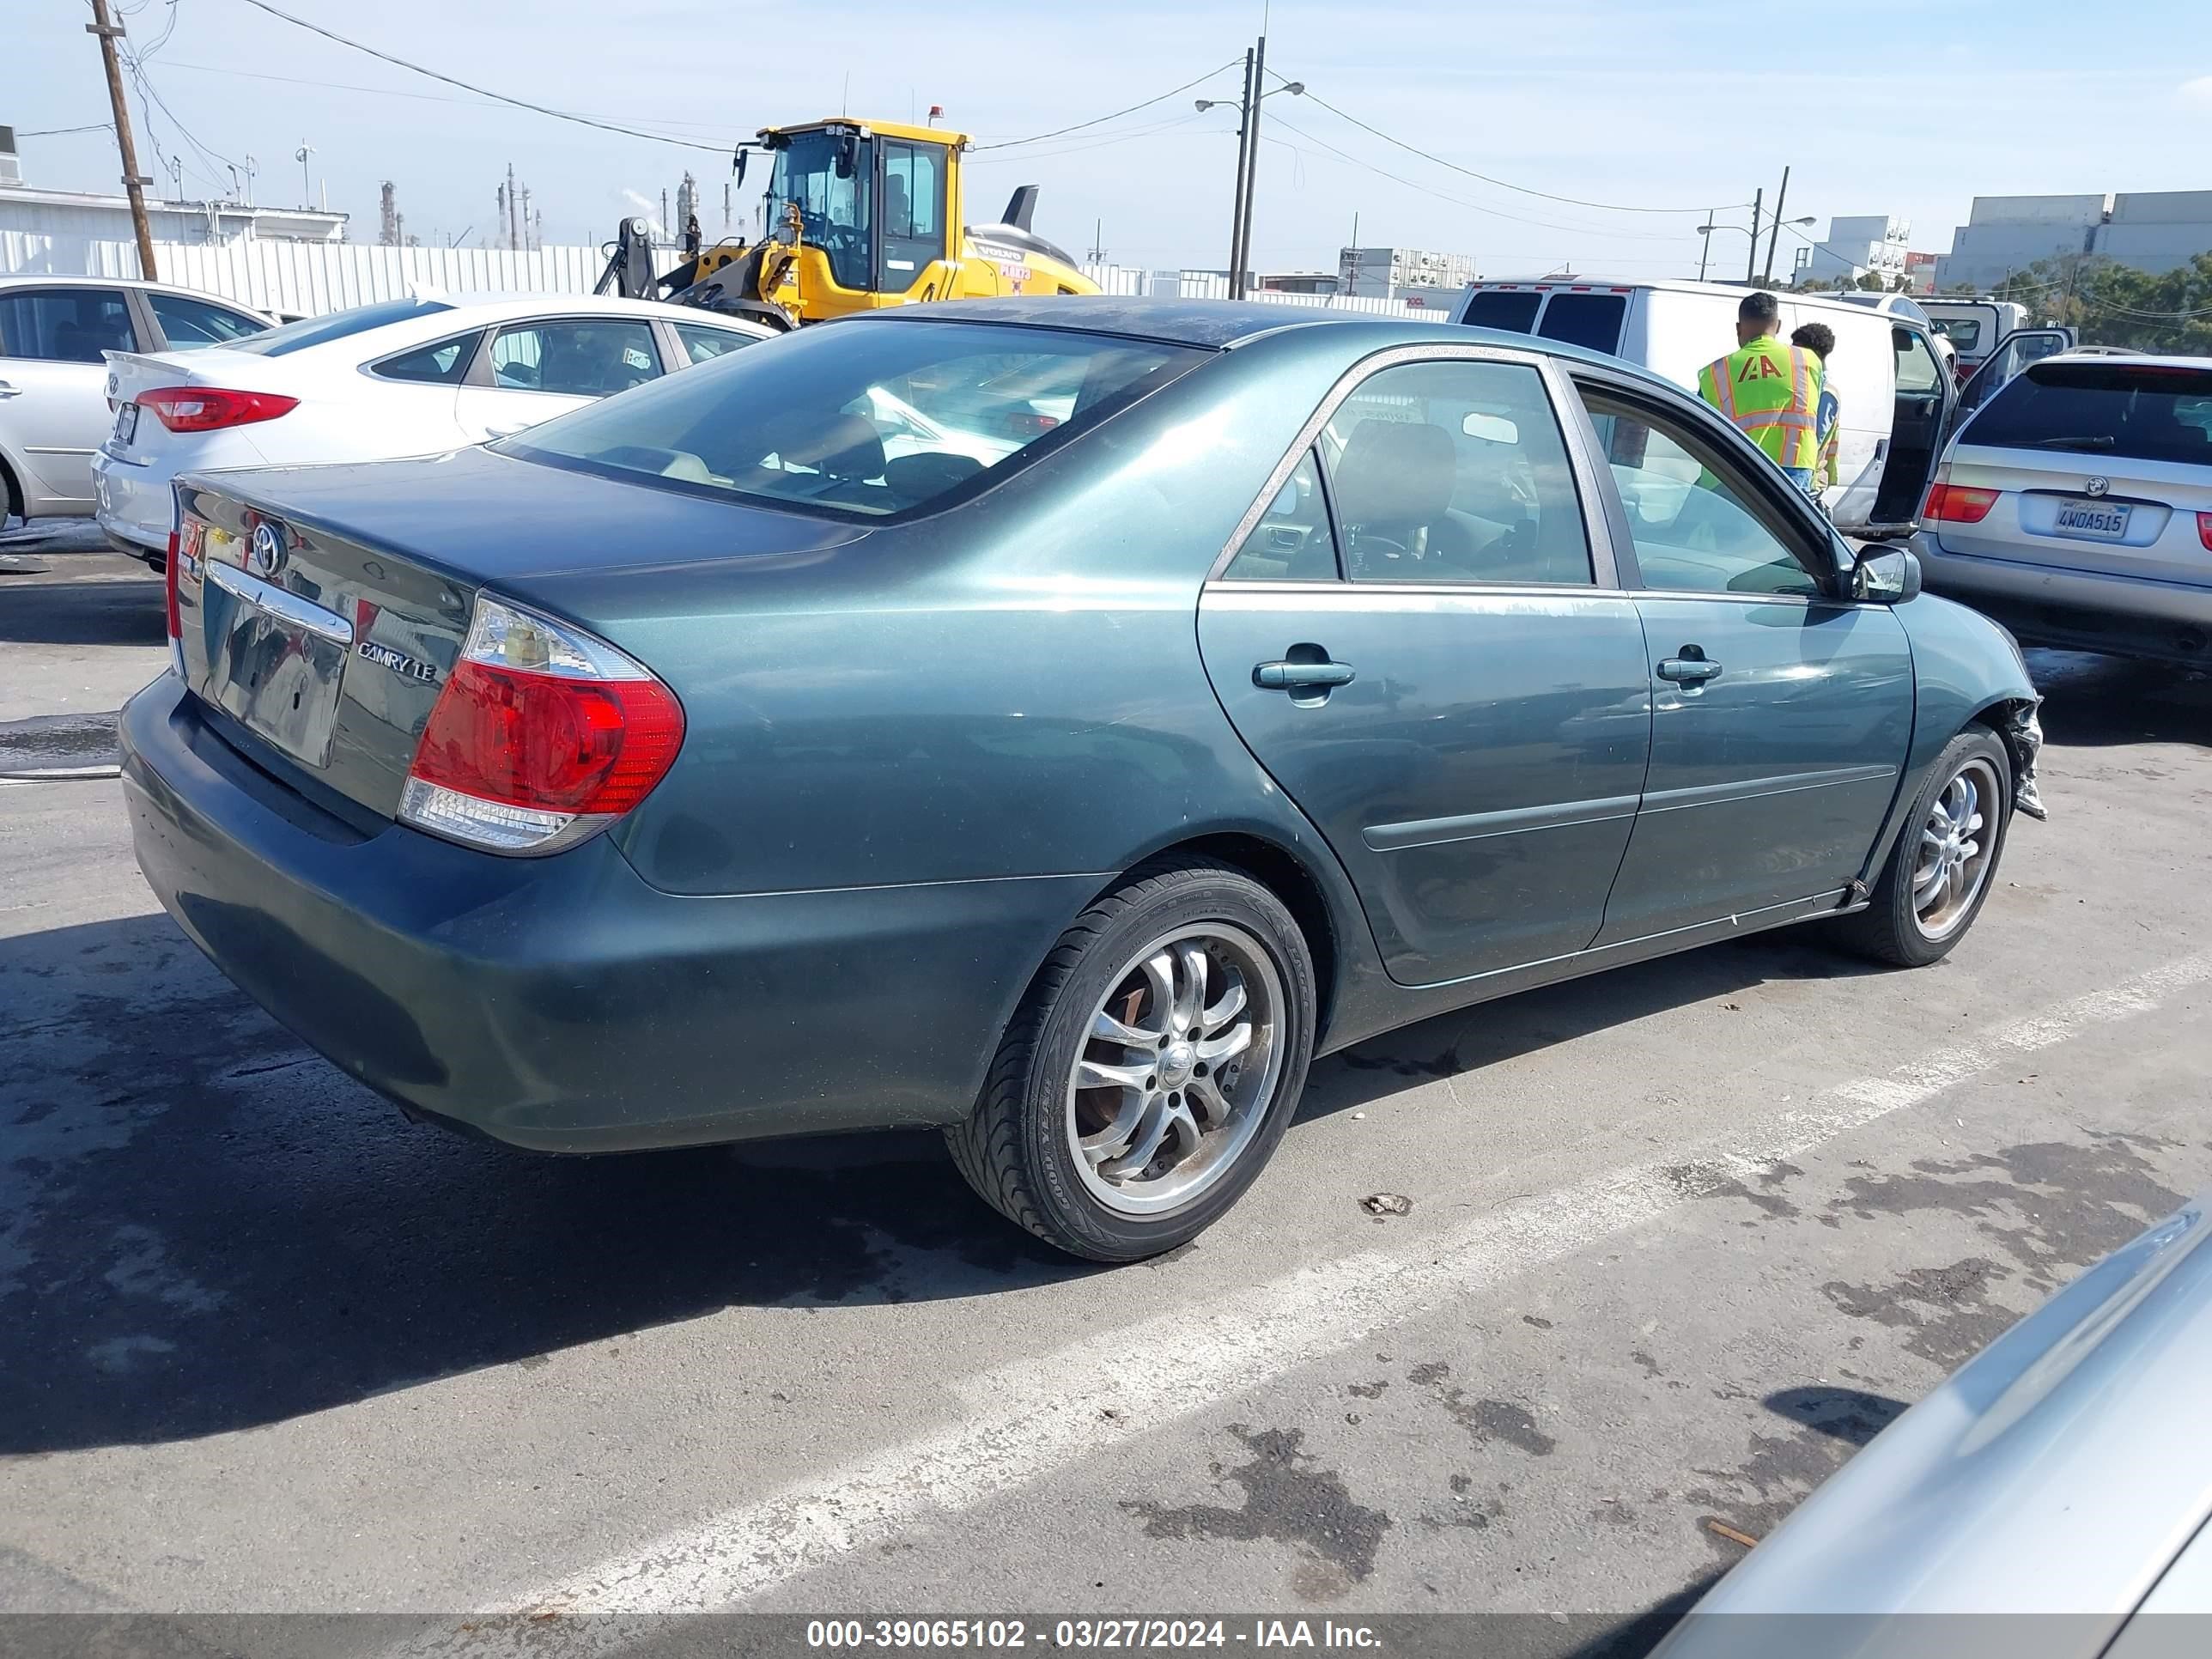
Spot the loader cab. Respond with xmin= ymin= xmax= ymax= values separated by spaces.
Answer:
xmin=761 ymin=120 xmax=963 ymax=319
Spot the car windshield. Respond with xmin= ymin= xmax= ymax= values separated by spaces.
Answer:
xmin=226 ymin=297 xmax=455 ymax=357
xmin=767 ymin=129 xmax=872 ymax=292
xmin=1966 ymin=362 xmax=2212 ymax=465
xmin=503 ymin=319 xmax=1205 ymax=517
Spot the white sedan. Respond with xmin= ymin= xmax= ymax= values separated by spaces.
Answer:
xmin=93 ymin=293 xmax=774 ymax=562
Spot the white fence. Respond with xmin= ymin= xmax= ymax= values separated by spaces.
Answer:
xmin=0 ymin=232 xmax=1454 ymax=323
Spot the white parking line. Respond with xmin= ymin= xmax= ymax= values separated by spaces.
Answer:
xmin=398 ymin=950 xmax=2212 ymax=1653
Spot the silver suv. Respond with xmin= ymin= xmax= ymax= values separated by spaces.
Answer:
xmin=1916 ymin=352 xmax=2212 ymax=667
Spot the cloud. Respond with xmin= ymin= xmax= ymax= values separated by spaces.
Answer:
xmin=2183 ymin=75 xmax=2212 ymax=107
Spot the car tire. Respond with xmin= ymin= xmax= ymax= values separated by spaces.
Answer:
xmin=1835 ymin=726 xmax=2013 ymax=969
xmin=946 ymin=860 xmax=1317 ymax=1262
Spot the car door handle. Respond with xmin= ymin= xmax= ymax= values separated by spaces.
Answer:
xmin=1254 ymin=659 xmax=1355 ymax=690
xmin=1656 ymin=655 xmax=1723 ymax=685
xmin=0 ymin=380 xmax=21 ymax=398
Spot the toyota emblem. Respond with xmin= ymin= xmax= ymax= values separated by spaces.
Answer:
xmin=2084 ymin=476 xmax=2110 ymax=498
xmin=249 ymin=520 xmax=286 ymax=577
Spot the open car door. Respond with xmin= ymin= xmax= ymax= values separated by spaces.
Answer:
xmin=1948 ymin=327 xmax=2075 ymax=437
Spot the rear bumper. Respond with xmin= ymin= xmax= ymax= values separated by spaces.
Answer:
xmin=92 ymin=449 xmax=173 ymax=553
xmin=120 ymin=676 xmax=1093 ymax=1152
xmin=1915 ymin=537 xmax=2212 ymax=667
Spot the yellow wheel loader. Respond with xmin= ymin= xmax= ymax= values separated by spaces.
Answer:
xmin=598 ymin=118 xmax=1099 ymax=331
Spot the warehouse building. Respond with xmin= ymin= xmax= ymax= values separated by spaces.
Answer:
xmin=1935 ymin=191 xmax=2212 ymax=289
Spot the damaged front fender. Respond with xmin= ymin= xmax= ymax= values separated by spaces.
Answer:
xmin=2004 ymin=698 xmax=2047 ymax=822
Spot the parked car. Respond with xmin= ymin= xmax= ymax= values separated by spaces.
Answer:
xmin=0 ymin=274 xmax=270 ymax=526
xmin=1449 ymin=277 xmax=1955 ymax=535
xmin=119 ymin=298 xmax=2043 ymax=1262
xmin=93 ymin=294 xmax=775 ymax=562
xmin=1654 ymin=1193 xmax=2212 ymax=1656
xmin=1917 ymin=353 xmax=2212 ymax=666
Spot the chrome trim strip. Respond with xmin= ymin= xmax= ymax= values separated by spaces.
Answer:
xmin=204 ymin=561 xmax=356 ymax=646
xmin=1364 ymin=793 xmax=1642 ymax=853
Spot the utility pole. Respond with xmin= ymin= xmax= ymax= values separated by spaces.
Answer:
xmin=520 ymin=184 xmax=532 ymax=252
xmin=86 ymin=0 xmax=159 ymax=280
xmin=1746 ymin=187 xmax=1762 ymax=284
xmin=1086 ymin=218 xmax=1105 ymax=264
xmin=1225 ymin=46 xmax=1255 ymax=293
xmin=722 ymin=180 xmax=732 ymax=234
xmin=1698 ymin=206 xmax=1714 ymax=283
xmin=1345 ymin=210 xmax=1358 ymax=294
xmin=1235 ymin=33 xmax=1269 ymax=295
xmin=1761 ymin=165 xmax=1790 ymax=286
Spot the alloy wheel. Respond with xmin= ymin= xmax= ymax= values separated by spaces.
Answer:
xmin=1912 ymin=756 xmax=2002 ymax=940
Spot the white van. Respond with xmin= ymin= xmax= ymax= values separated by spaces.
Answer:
xmin=1448 ymin=277 xmax=1956 ymax=535
xmin=1922 ymin=299 xmax=2032 ymax=380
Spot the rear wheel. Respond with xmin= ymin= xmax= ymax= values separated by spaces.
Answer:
xmin=1835 ymin=727 xmax=2012 ymax=967
xmin=947 ymin=861 xmax=1316 ymax=1261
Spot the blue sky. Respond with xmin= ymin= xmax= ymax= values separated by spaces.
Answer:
xmin=13 ymin=0 xmax=2211 ymax=278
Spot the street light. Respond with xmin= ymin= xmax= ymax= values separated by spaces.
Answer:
xmin=1200 ymin=47 xmax=1306 ymax=293
xmin=1696 ymin=215 xmax=1812 ymax=282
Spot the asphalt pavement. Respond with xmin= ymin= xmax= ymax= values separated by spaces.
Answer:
xmin=3 ymin=519 xmax=2210 ymax=1656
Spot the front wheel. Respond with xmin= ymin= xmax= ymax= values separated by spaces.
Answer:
xmin=946 ymin=861 xmax=1317 ymax=1261
xmin=1835 ymin=727 xmax=2013 ymax=968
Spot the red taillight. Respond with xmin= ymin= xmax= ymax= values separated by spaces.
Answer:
xmin=399 ymin=595 xmax=684 ymax=854
xmin=2199 ymin=512 xmax=2212 ymax=553
xmin=1925 ymin=483 xmax=2000 ymax=524
xmin=410 ymin=662 xmax=683 ymax=814
xmin=164 ymin=529 xmax=181 ymax=640
xmin=138 ymin=386 xmax=299 ymax=433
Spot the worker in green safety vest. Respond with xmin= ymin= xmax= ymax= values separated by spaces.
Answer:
xmin=1698 ymin=289 xmax=1825 ymax=495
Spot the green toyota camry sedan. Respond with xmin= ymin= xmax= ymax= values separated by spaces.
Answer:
xmin=120 ymin=297 xmax=2045 ymax=1261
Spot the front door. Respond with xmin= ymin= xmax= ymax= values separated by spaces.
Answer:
xmin=0 ymin=285 xmax=140 ymax=512
xmin=1197 ymin=353 xmax=1652 ymax=988
xmin=1574 ymin=383 xmax=1914 ymax=944
xmin=876 ymin=138 xmax=952 ymax=301
xmin=1870 ymin=325 xmax=1954 ymax=526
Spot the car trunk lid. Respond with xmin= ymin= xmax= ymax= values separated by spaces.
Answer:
xmin=172 ymin=448 xmax=868 ymax=823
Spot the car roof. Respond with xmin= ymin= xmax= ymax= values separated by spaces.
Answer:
xmin=416 ymin=293 xmax=772 ymax=330
xmin=0 ymin=271 xmax=265 ymax=308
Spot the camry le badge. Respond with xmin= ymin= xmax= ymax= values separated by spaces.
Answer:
xmin=356 ymin=639 xmax=441 ymax=684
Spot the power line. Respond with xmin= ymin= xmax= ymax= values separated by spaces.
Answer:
xmin=1275 ymin=71 xmax=1728 ymax=216
xmin=157 ymin=59 xmax=749 ymax=133
xmin=225 ymin=0 xmax=731 ymax=154
xmin=1263 ymin=110 xmax=1700 ymax=244
xmin=971 ymin=60 xmax=1243 ymax=151
xmin=19 ymin=122 xmax=116 ymax=137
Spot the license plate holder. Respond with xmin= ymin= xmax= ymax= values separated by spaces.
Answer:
xmin=2052 ymin=498 xmax=2130 ymax=541
xmin=200 ymin=563 xmax=353 ymax=769
xmin=112 ymin=402 xmax=138 ymax=447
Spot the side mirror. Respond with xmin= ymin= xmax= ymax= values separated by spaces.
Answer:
xmin=1853 ymin=544 xmax=1923 ymax=605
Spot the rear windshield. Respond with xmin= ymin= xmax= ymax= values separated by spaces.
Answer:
xmin=502 ymin=319 xmax=1204 ymax=518
xmin=228 ymin=298 xmax=454 ymax=356
xmin=1537 ymin=292 xmax=1626 ymax=354
xmin=1461 ymin=290 xmax=1541 ymax=333
xmin=1966 ymin=362 xmax=2212 ymax=465
xmin=1930 ymin=316 xmax=1984 ymax=353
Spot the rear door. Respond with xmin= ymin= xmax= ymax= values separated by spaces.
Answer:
xmin=1196 ymin=346 xmax=1653 ymax=988
xmin=454 ymin=315 xmax=665 ymax=440
xmin=0 ymin=284 xmax=142 ymax=512
xmin=1949 ymin=328 xmax=2073 ymax=433
xmin=1571 ymin=374 xmax=1912 ymax=943
xmin=1936 ymin=359 xmax=2212 ymax=588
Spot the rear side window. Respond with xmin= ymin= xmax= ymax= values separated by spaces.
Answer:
xmin=1460 ymin=290 xmax=1541 ymax=333
xmin=0 ymin=288 xmax=135 ymax=362
xmin=228 ymin=298 xmax=454 ymax=357
xmin=504 ymin=319 xmax=1201 ymax=519
xmin=675 ymin=322 xmax=756 ymax=365
xmin=1966 ymin=362 xmax=2212 ymax=466
xmin=1536 ymin=293 xmax=1626 ymax=355
xmin=149 ymin=292 xmax=266 ymax=349
xmin=372 ymin=332 xmax=481 ymax=384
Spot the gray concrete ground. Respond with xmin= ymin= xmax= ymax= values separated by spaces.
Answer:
xmin=3 ymin=518 xmax=2210 ymax=1653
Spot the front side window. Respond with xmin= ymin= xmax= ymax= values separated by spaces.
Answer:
xmin=1318 ymin=359 xmax=1592 ymax=586
xmin=504 ymin=319 xmax=1200 ymax=518
xmin=1580 ymin=392 xmax=1821 ymax=598
xmin=149 ymin=292 xmax=267 ymax=350
xmin=1224 ymin=450 xmax=1337 ymax=580
xmin=879 ymin=141 xmax=945 ymax=289
xmin=1894 ymin=326 xmax=1944 ymax=395
xmin=0 ymin=289 xmax=134 ymax=362
xmin=489 ymin=320 xmax=659 ymax=398
xmin=768 ymin=128 xmax=872 ymax=292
